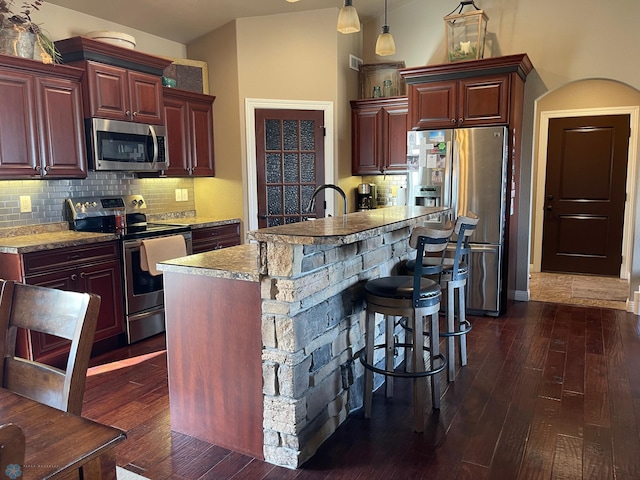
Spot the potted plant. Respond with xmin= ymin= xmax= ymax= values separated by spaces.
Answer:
xmin=0 ymin=0 xmax=60 ymax=63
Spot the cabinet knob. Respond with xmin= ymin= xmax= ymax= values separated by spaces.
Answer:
xmin=125 ymin=110 xmax=132 ymax=117
xmin=71 ymin=273 xmax=77 ymax=281
xmin=44 ymin=165 xmax=51 ymax=172
xmin=191 ymin=166 xmax=196 ymax=172
xmin=132 ymin=111 xmax=138 ymax=117
xmin=458 ymin=118 xmax=464 ymax=124
xmin=80 ymin=272 xmax=86 ymax=278
xmin=34 ymin=165 xmax=41 ymax=172
xmin=451 ymin=119 xmax=456 ymax=124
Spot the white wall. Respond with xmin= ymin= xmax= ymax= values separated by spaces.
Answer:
xmin=42 ymin=3 xmax=186 ymax=58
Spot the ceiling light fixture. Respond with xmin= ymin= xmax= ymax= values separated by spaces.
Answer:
xmin=337 ymin=0 xmax=360 ymax=34
xmin=375 ymin=0 xmax=396 ymax=56
xmin=286 ymin=0 xmax=301 ymax=3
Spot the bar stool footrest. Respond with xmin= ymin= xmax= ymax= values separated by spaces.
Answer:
xmin=440 ymin=319 xmax=473 ymax=338
xmin=358 ymin=344 xmax=447 ymax=378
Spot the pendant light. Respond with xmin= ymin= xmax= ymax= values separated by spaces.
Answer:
xmin=337 ymin=0 xmax=360 ymax=34
xmin=375 ymin=0 xmax=396 ymax=56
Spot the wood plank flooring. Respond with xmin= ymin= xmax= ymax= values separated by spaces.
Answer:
xmin=83 ymin=300 xmax=640 ymax=479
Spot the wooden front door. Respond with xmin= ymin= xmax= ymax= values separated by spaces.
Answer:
xmin=541 ymin=114 xmax=630 ymax=275
xmin=255 ymin=109 xmax=325 ymax=228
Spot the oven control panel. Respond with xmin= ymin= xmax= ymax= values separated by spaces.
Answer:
xmin=66 ymin=194 xmax=147 ymax=220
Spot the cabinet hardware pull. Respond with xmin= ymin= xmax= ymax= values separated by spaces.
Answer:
xmin=132 ymin=111 xmax=138 ymax=117
xmin=71 ymin=273 xmax=77 ymax=280
xmin=79 ymin=272 xmax=86 ymax=278
xmin=458 ymin=118 xmax=463 ymax=124
xmin=34 ymin=165 xmax=41 ymax=172
xmin=451 ymin=119 xmax=456 ymax=124
xmin=44 ymin=166 xmax=51 ymax=172
xmin=125 ymin=110 xmax=132 ymax=116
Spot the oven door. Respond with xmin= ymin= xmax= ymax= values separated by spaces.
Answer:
xmin=122 ymin=232 xmax=192 ymax=343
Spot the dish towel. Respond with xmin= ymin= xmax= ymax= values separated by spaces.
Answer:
xmin=140 ymin=235 xmax=187 ymax=276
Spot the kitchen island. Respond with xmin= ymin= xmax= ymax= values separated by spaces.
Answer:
xmin=159 ymin=206 xmax=449 ymax=468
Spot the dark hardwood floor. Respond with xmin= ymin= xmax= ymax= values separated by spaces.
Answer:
xmin=83 ymin=300 xmax=640 ymax=479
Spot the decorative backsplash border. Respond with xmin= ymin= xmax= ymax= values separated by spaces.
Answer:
xmin=0 ymin=172 xmax=195 ymax=230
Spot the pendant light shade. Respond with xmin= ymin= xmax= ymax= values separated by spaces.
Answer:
xmin=375 ymin=0 xmax=395 ymax=56
xmin=337 ymin=0 xmax=360 ymax=34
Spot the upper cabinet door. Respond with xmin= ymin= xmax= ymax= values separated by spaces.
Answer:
xmin=163 ymin=95 xmax=190 ymax=176
xmin=0 ymin=69 xmax=39 ymax=176
xmin=351 ymin=103 xmax=384 ymax=175
xmin=458 ymin=74 xmax=510 ymax=127
xmin=383 ymin=102 xmax=409 ymax=173
xmin=35 ymin=76 xmax=87 ymax=178
xmin=189 ymin=99 xmax=215 ymax=176
xmin=85 ymin=61 xmax=164 ymax=124
xmin=85 ymin=61 xmax=129 ymax=121
xmin=408 ymin=80 xmax=457 ymax=130
xmin=128 ymin=71 xmax=164 ymax=125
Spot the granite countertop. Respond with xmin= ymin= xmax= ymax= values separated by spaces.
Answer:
xmin=248 ymin=206 xmax=449 ymax=245
xmin=158 ymin=244 xmax=259 ymax=282
xmin=0 ymin=231 xmax=118 ymax=254
xmin=150 ymin=216 xmax=241 ymax=229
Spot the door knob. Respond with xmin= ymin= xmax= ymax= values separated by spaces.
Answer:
xmin=547 ymin=194 xmax=553 ymax=201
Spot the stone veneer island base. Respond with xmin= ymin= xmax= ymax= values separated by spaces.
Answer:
xmin=159 ymin=206 xmax=449 ymax=469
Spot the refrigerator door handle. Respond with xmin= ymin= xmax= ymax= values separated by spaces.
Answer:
xmin=451 ymin=137 xmax=460 ymax=218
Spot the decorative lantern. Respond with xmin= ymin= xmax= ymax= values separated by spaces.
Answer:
xmin=444 ymin=1 xmax=488 ymax=63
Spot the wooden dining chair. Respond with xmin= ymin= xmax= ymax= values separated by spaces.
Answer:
xmin=0 ymin=423 xmax=25 ymax=476
xmin=0 ymin=280 xmax=101 ymax=416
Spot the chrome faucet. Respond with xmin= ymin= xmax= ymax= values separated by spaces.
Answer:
xmin=305 ymin=184 xmax=348 ymax=216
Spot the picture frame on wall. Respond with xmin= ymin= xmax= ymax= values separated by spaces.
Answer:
xmin=162 ymin=57 xmax=210 ymax=94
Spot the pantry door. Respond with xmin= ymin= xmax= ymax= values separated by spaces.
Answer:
xmin=254 ymin=109 xmax=325 ymax=228
xmin=541 ymin=114 xmax=630 ymax=275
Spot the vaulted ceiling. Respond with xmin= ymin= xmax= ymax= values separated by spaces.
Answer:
xmin=46 ymin=0 xmax=415 ymax=44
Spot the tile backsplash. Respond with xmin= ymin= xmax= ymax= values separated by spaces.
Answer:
xmin=0 ymin=172 xmax=195 ymax=229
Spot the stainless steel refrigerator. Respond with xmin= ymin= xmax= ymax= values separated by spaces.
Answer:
xmin=407 ymin=126 xmax=509 ymax=316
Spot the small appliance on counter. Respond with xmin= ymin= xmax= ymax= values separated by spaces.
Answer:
xmin=356 ymin=183 xmax=377 ymax=211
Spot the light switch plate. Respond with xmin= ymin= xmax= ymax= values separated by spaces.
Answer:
xmin=175 ymin=189 xmax=181 ymax=201
xmin=182 ymin=189 xmax=188 ymax=201
xmin=19 ymin=195 xmax=31 ymax=213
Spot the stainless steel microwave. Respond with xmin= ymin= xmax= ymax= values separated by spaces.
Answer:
xmin=87 ymin=118 xmax=168 ymax=172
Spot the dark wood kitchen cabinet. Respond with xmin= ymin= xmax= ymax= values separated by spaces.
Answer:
xmin=55 ymin=36 xmax=173 ymax=125
xmin=163 ymin=88 xmax=216 ymax=176
xmin=351 ymin=97 xmax=408 ymax=175
xmin=400 ymin=55 xmax=532 ymax=131
xmin=83 ymin=61 xmax=164 ymax=124
xmin=191 ymin=224 xmax=241 ymax=254
xmin=0 ymin=54 xmax=87 ymax=179
xmin=405 ymin=75 xmax=509 ymax=130
xmin=1 ymin=242 xmax=125 ymax=368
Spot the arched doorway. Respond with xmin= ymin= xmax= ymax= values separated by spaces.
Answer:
xmin=530 ymin=79 xmax=640 ymax=307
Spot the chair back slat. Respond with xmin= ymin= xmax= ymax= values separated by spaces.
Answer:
xmin=0 ymin=280 xmax=100 ymax=416
xmin=411 ymin=222 xmax=455 ymax=306
xmin=449 ymin=212 xmax=479 ymax=281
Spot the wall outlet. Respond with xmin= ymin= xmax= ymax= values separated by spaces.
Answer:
xmin=19 ymin=195 xmax=31 ymax=213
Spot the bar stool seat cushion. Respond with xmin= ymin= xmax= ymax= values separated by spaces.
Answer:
xmin=364 ymin=276 xmax=440 ymax=306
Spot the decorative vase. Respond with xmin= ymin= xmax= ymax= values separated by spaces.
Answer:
xmin=0 ymin=22 xmax=36 ymax=59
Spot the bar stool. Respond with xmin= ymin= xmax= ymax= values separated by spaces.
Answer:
xmin=438 ymin=212 xmax=478 ymax=382
xmin=359 ymin=224 xmax=452 ymax=432
xmin=404 ymin=212 xmax=479 ymax=382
